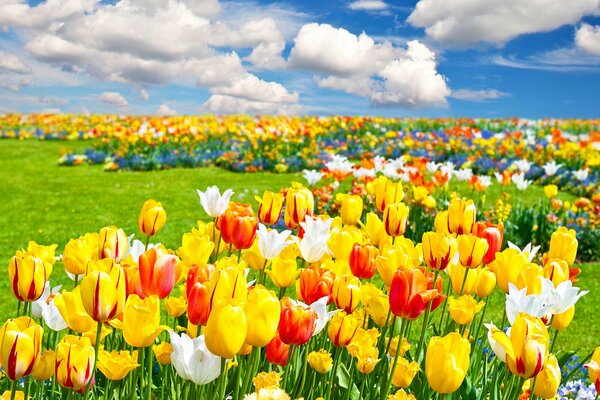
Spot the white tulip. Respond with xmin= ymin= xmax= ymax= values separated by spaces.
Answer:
xmin=169 ymin=332 xmax=221 ymax=385
xmin=302 ymin=169 xmax=325 ymax=186
xmin=256 ymin=224 xmax=291 ymax=260
xmin=197 ymin=186 xmax=234 ymax=218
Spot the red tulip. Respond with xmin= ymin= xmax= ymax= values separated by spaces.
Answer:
xmin=472 ymin=221 xmax=504 ymax=265
xmin=349 ymin=243 xmax=378 ymax=279
xmin=389 ymin=268 xmax=438 ymax=320
xmin=278 ymin=297 xmax=316 ymax=345
xmin=266 ymin=332 xmax=291 ymax=366
xmin=139 ymin=248 xmax=177 ymax=299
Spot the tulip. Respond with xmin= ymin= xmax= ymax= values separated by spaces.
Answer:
xmin=165 ymin=296 xmax=187 ymax=318
xmin=32 ymin=282 xmax=68 ymax=332
xmin=543 ymin=258 xmax=570 ymax=287
xmin=220 ymin=211 xmax=258 ymax=250
xmin=360 ymin=283 xmax=390 ymax=327
xmin=0 ymin=316 xmax=43 ymax=380
xmin=112 ymin=294 xmax=169 ymax=347
xmin=0 ymin=391 xmax=26 ymax=400
xmin=332 ymin=275 xmax=361 ymax=313
xmin=584 ymin=347 xmax=600 ymax=394
xmin=375 ymin=245 xmax=409 ymax=287
xmin=32 ymin=349 xmax=55 ymax=381
xmin=256 ymin=224 xmax=291 ymax=260
xmin=551 ymin=306 xmax=575 ymax=331
xmin=547 ymin=227 xmax=578 ymax=266
xmin=383 ymin=203 xmax=409 ymax=237
xmin=205 ymin=298 xmax=247 ymax=359
xmin=421 ymin=232 xmax=457 ymax=272
xmin=426 ymin=332 xmax=470 ymax=393
xmin=80 ymin=259 xmax=126 ymax=322
xmin=340 ymin=195 xmax=363 ymax=225
xmin=487 ymin=313 xmax=549 ymax=378
xmin=54 ymin=287 xmax=97 ymax=334
xmin=447 ymin=263 xmax=478 ymax=295
xmin=363 ymin=212 xmax=386 ymax=247
xmin=256 ymin=191 xmax=284 ymax=226
xmin=533 ymin=354 xmax=561 ymax=399
xmin=169 ymin=332 xmax=221 ymax=385
xmin=327 ymin=227 xmax=362 ymax=261
xmin=447 ymin=199 xmax=476 ymax=235
xmin=299 ymin=265 xmax=335 ymax=305
xmin=356 ymin=346 xmax=380 ymax=374
xmin=515 ymin=263 xmax=544 ymax=295
xmin=475 ymin=267 xmax=496 ymax=298
xmin=394 ymin=237 xmax=423 ymax=268
xmin=372 ymin=176 xmax=404 ymax=213
xmin=434 ymin=211 xmax=450 ymax=235
xmin=99 ymin=226 xmax=128 ymax=262
xmin=490 ymin=248 xmax=529 ymax=293
xmin=349 ymin=243 xmax=378 ymax=279
xmin=391 ymin=357 xmax=420 ymax=388
xmin=543 ymin=184 xmax=558 ymax=199
xmin=389 ymin=268 xmax=438 ymax=321
xmin=17 ymin=241 xmax=57 ymax=268
xmin=55 ymin=335 xmax=95 ymax=391
xmin=266 ymin=333 xmax=291 ymax=366
xmin=448 ymin=295 xmax=485 ymax=325
xmin=307 ymin=349 xmax=333 ymax=374
xmin=197 ymin=186 xmax=234 ymax=218
xmin=139 ymin=248 xmax=177 ymax=299
xmin=266 ymin=257 xmax=299 ymax=288
xmin=138 ymin=199 xmax=166 ymax=237
xmin=153 ymin=342 xmax=173 ymax=365
xmin=97 ymin=350 xmax=139 ymax=380
xmin=177 ymin=233 xmax=214 ymax=269
xmin=388 ymin=389 xmax=416 ymax=400
xmin=278 ymin=297 xmax=316 ymax=345
xmin=456 ymin=234 xmax=488 ymax=269
xmin=284 ymin=187 xmax=314 ymax=229
xmin=472 ymin=221 xmax=504 ymax=264
xmin=8 ymin=254 xmax=49 ymax=302
xmin=245 ymin=285 xmax=281 ymax=347
xmin=63 ymin=233 xmax=100 ymax=276
xmin=243 ymin=239 xmax=266 ymax=270
xmin=387 ymin=336 xmax=411 ymax=358
xmin=328 ymin=311 xmax=362 ymax=347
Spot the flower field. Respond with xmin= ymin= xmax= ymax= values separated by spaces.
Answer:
xmin=0 ymin=116 xmax=599 ymax=400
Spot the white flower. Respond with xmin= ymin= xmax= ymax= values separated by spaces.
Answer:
xmin=353 ymin=167 xmax=375 ymax=179
xmin=300 ymin=216 xmax=332 ymax=241
xmin=454 ymin=168 xmax=473 ymax=182
xmin=169 ymin=332 xmax=221 ymax=385
xmin=542 ymin=161 xmax=562 ymax=176
xmin=426 ymin=162 xmax=439 ymax=173
xmin=477 ymin=175 xmax=492 ymax=189
xmin=32 ymin=282 xmax=67 ymax=331
xmin=513 ymin=159 xmax=532 ymax=173
xmin=440 ymin=161 xmax=455 ymax=176
xmin=324 ymin=155 xmax=353 ymax=175
xmin=308 ymin=297 xmax=337 ymax=336
xmin=294 ymin=235 xmax=329 ymax=263
xmin=126 ymin=238 xmax=161 ymax=262
xmin=505 ymin=283 xmax=551 ymax=325
xmin=494 ymin=172 xmax=504 ymax=184
xmin=511 ymin=172 xmax=532 ymax=190
xmin=573 ymin=168 xmax=589 ymax=182
xmin=540 ymin=278 xmax=589 ymax=315
xmin=197 ymin=186 xmax=234 ymax=218
xmin=373 ymin=156 xmax=386 ymax=173
xmin=302 ymin=169 xmax=325 ymax=186
xmin=507 ymin=241 xmax=540 ymax=263
xmin=256 ymin=224 xmax=291 ymax=260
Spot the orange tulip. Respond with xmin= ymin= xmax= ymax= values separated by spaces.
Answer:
xmin=349 ymin=243 xmax=378 ymax=279
xmin=299 ymin=265 xmax=335 ymax=305
xmin=278 ymin=297 xmax=316 ymax=345
xmin=266 ymin=333 xmax=291 ymax=366
xmin=139 ymin=248 xmax=178 ymax=299
xmin=472 ymin=221 xmax=504 ymax=265
xmin=389 ymin=268 xmax=438 ymax=320
xmin=220 ymin=212 xmax=258 ymax=250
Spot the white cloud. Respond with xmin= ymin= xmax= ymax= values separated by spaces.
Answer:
xmin=0 ymin=0 xmax=96 ymax=30
xmin=39 ymin=96 xmax=68 ymax=105
xmin=576 ymin=23 xmax=600 ymax=56
xmin=156 ymin=104 xmax=177 ymax=116
xmin=348 ymin=1 xmax=388 ymax=11
xmin=139 ymin=87 xmax=150 ymax=101
xmin=211 ymin=74 xmax=299 ymax=104
xmin=288 ymin=24 xmax=450 ymax=107
xmin=408 ymin=0 xmax=600 ymax=46
xmin=98 ymin=91 xmax=128 ymax=107
xmin=489 ymin=48 xmax=600 ymax=72
xmin=202 ymin=94 xmax=303 ymax=115
xmin=450 ymin=89 xmax=509 ymax=102
xmin=0 ymin=51 xmax=31 ymax=74
xmin=0 ymin=77 xmax=31 ymax=92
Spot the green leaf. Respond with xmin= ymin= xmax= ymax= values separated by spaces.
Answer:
xmin=458 ymin=376 xmax=478 ymax=400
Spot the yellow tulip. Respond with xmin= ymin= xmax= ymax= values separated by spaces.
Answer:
xmin=328 ymin=311 xmax=362 ymax=348
xmin=362 ymin=212 xmax=385 ymax=247
xmin=97 ymin=350 xmax=139 ymax=380
xmin=391 ymin=357 xmax=420 ymax=388
xmin=375 ymin=245 xmax=410 ymax=287
xmin=113 ymin=294 xmax=170 ymax=348
xmin=205 ymin=298 xmax=248 ymax=359
xmin=426 ymin=332 xmax=470 ymax=394
xmin=422 ymin=232 xmax=457 ymax=271
xmin=448 ymin=295 xmax=485 ymax=325
xmin=356 ymin=346 xmax=379 ymax=374
xmin=457 ymin=234 xmax=489 ymax=269
xmin=447 ymin=199 xmax=477 ymax=235
xmin=475 ymin=267 xmax=496 ymax=298
xmin=387 ymin=336 xmax=411 ymax=358
xmin=487 ymin=313 xmax=549 ymax=378
xmin=447 ymin=263 xmax=478 ymax=295
xmin=584 ymin=347 xmax=600 ymax=395
xmin=307 ymin=349 xmax=333 ymax=374
xmin=383 ymin=203 xmax=409 ymax=237
xmin=153 ymin=342 xmax=173 ymax=365
xmin=177 ymin=233 xmax=214 ymax=269
xmin=327 ymin=227 xmax=362 ymax=261
xmin=266 ymin=257 xmax=299 ymax=288
xmin=245 ymin=285 xmax=280 ymax=347
xmin=80 ymin=259 xmax=126 ymax=322
xmin=388 ymin=389 xmax=416 ymax=400
xmin=165 ymin=296 xmax=188 ymax=318
xmin=546 ymin=227 xmax=578 ymax=266
xmin=543 ymin=185 xmax=558 ymax=199
xmin=360 ymin=283 xmax=390 ymax=327
xmin=347 ymin=328 xmax=379 ymax=356
xmin=434 ymin=211 xmax=450 ymax=235
xmin=490 ymin=248 xmax=528 ymax=293
xmin=54 ymin=287 xmax=96 ymax=334
xmin=340 ymin=195 xmax=363 ymax=225
xmin=242 ymin=239 xmax=266 ymax=271
xmin=0 ymin=390 xmax=26 ymax=400
xmin=394 ymin=237 xmax=423 ymax=268
xmin=0 ymin=317 xmax=43 ymax=380
xmin=256 ymin=190 xmax=284 ymax=226
xmin=284 ymin=187 xmax=314 ymax=229
xmin=8 ymin=254 xmax=50 ymax=302
xmin=55 ymin=335 xmax=95 ymax=391
xmin=32 ymin=350 xmax=55 ymax=381
xmin=138 ymin=199 xmax=166 ymax=237
xmin=533 ymin=354 xmax=561 ymax=399
xmin=332 ymin=275 xmax=361 ymax=314
xmin=99 ymin=226 xmax=128 ymax=262
xmin=515 ymin=263 xmax=544 ymax=295
xmin=63 ymin=233 xmax=100 ymax=276
xmin=543 ymin=258 xmax=570 ymax=287
xmin=551 ymin=306 xmax=575 ymax=331
xmin=372 ymin=176 xmax=404 ymax=212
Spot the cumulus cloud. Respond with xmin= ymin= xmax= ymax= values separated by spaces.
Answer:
xmin=348 ymin=1 xmax=388 ymax=11
xmin=98 ymin=92 xmax=128 ymax=107
xmin=202 ymin=94 xmax=303 ymax=115
xmin=211 ymin=74 xmax=299 ymax=104
xmin=0 ymin=0 xmax=96 ymax=30
xmin=408 ymin=0 xmax=600 ymax=46
xmin=576 ymin=23 xmax=600 ymax=56
xmin=156 ymin=104 xmax=177 ymax=116
xmin=450 ymin=89 xmax=509 ymax=102
xmin=289 ymin=24 xmax=450 ymax=107
xmin=0 ymin=51 xmax=32 ymax=74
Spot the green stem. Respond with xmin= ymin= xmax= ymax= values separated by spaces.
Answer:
xmin=10 ymin=379 xmax=18 ymax=400
xmin=146 ymin=346 xmax=153 ymax=400
xmin=381 ymin=318 xmax=405 ymax=400
xmin=218 ymin=358 xmax=228 ymax=400
xmin=325 ymin=347 xmax=342 ymax=400
xmin=416 ymin=270 xmax=439 ymax=359
xmin=282 ymin=345 xmax=295 ymax=390
xmin=83 ymin=321 xmax=103 ymax=400
xmin=145 ymin=235 xmax=150 ymax=250
xmin=278 ymin=286 xmax=287 ymax=299
xmin=437 ymin=280 xmax=453 ymax=330
xmin=549 ymin=329 xmax=559 ymax=353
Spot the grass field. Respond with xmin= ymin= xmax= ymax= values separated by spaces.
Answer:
xmin=0 ymin=139 xmax=597 ymax=355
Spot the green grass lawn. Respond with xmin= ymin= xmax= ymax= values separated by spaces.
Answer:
xmin=0 ymin=139 xmax=597 ymax=355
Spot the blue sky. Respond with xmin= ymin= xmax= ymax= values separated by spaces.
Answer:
xmin=1 ymin=0 xmax=600 ymax=117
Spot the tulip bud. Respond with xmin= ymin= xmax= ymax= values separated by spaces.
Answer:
xmin=383 ymin=203 xmax=409 ymax=237
xmin=340 ymin=195 xmax=363 ymax=225
xmin=349 ymin=243 xmax=378 ymax=279
xmin=63 ymin=233 xmax=100 ymax=276
xmin=426 ymin=333 xmax=470 ymax=393
xmin=421 ymin=232 xmax=457 ymax=272
xmin=8 ymin=254 xmax=49 ymax=302
xmin=307 ymin=350 xmax=333 ymax=374
xmin=80 ymin=259 xmax=126 ymax=322
xmin=475 ymin=268 xmax=496 ymax=298
xmin=447 ymin=199 xmax=476 ymax=235
xmin=99 ymin=226 xmax=128 ymax=262
xmin=138 ymin=199 xmax=167 ymax=237
xmin=205 ymin=299 xmax=247 ymax=359
xmin=547 ymin=227 xmax=577 ymax=266
xmin=332 ymin=275 xmax=361 ymax=313
xmin=32 ymin=350 xmax=55 ymax=381
xmin=245 ymin=285 xmax=281 ymax=348
xmin=256 ymin=191 xmax=284 ymax=226
xmin=0 ymin=316 xmax=43 ymax=380
xmin=55 ymin=335 xmax=95 ymax=391
xmin=533 ymin=354 xmax=561 ymax=399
